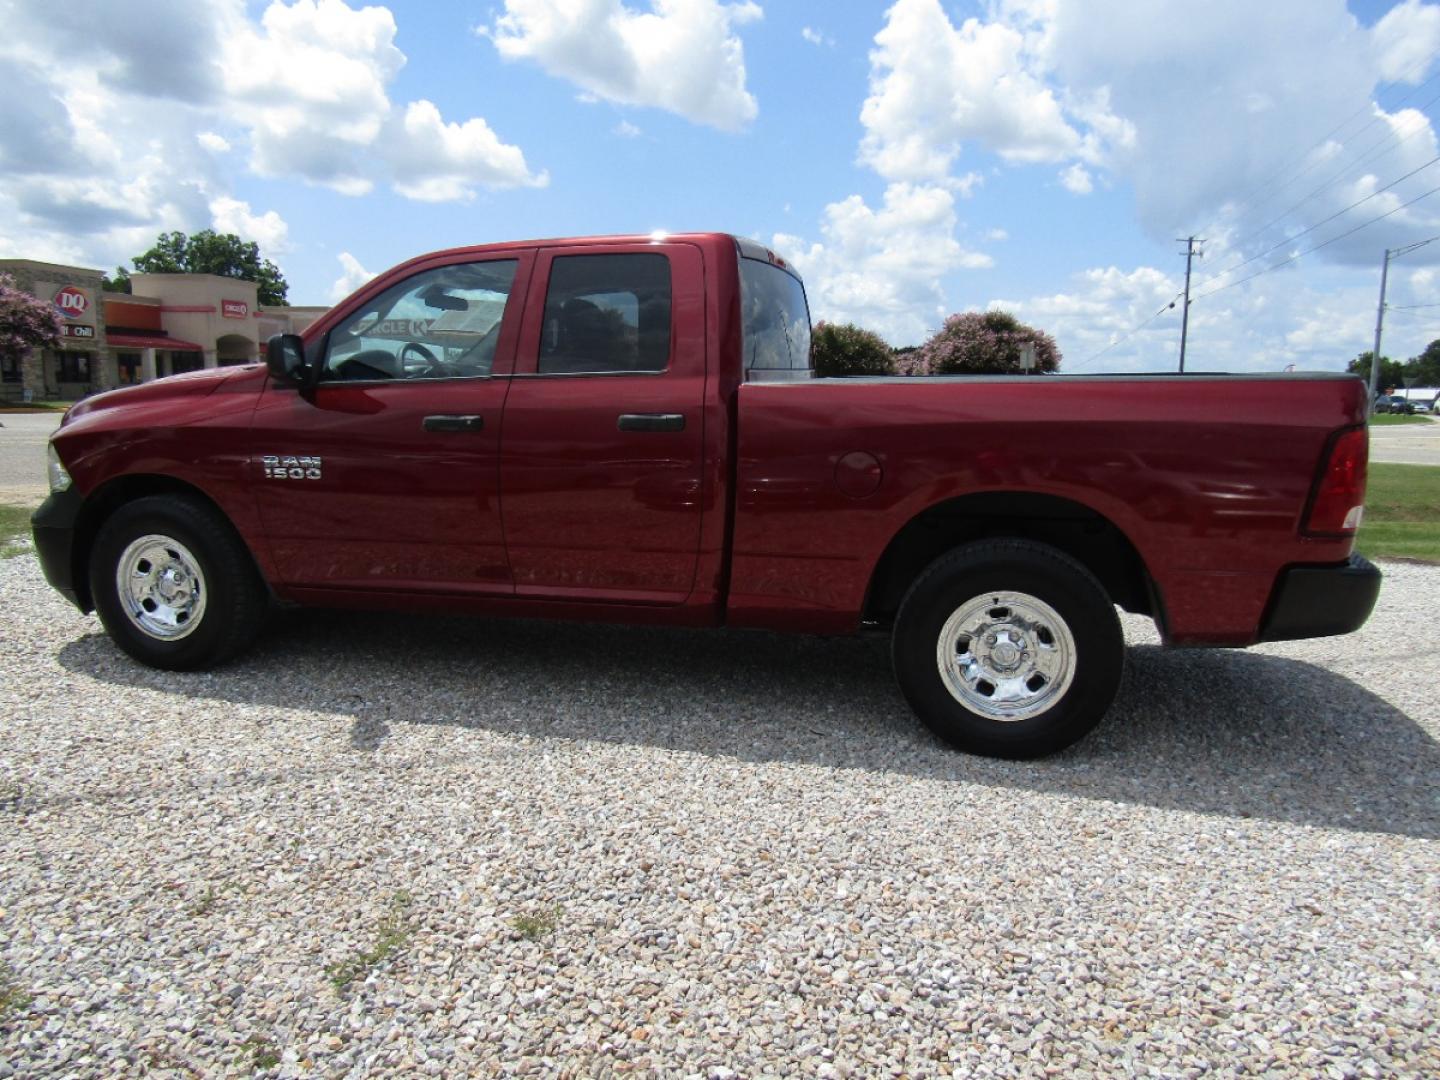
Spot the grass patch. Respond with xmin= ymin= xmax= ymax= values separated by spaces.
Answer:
xmin=1359 ymin=463 xmax=1440 ymax=562
xmin=510 ymin=904 xmax=562 ymax=942
xmin=0 ymin=963 xmax=31 ymax=1017
xmin=237 ymin=1036 xmax=282 ymax=1071
xmin=0 ymin=503 xmax=32 ymax=559
xmin=326 ymin=891 xmax=415 ymax=992
xmin=1370 ymin=412 xmax=1434 ymax=425
xmin=0 ymin=400 xmax=68 ymax=413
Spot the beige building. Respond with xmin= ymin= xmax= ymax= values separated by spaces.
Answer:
xmin=0 ymin=258 xmax=326 ymax=402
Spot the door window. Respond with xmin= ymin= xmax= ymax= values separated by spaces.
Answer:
xmin=323 ymin=260 xmax=519 ymax=382
xmin=538 ymin=254 xmax=671 ymax=375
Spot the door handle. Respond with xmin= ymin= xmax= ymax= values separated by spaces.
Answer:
xmin=617 ymin=413 xmax=686 ymax=432
xmin=423 ymin=414 xmax=485 ymax=433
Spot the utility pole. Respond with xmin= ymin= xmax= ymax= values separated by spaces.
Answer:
xmin=1369 ymin=236 xmax=1440 ymax=411
xmin=1177 ymin=236 xmax=1201 ymax=373
xmin=1371 ymin=247 xmax=1392 ymax=413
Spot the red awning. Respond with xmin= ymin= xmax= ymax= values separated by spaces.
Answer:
xmin=105 ymin=332 xmax=204 ymax=352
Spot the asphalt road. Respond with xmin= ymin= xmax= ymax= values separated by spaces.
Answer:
xmin=0 ymin=411 xmax=60 ymax=502
xmin=1370 ymin=415 xmax=1440 ymax=465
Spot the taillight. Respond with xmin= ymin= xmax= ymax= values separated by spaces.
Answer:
xmin=1303 ymin=426 xmax=1368 ymax=535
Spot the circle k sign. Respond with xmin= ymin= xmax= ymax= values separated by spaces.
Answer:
xmin=54 ymin=286 xmax=90 ymax=320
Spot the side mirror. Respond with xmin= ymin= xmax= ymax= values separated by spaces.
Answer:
xmin=266 ymin=334 xmax=310 ymax=384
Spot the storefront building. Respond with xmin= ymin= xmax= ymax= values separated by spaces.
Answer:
xmin=0 ymin=259 xmax=326 ymax=402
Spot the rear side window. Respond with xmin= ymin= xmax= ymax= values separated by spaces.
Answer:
xmin=539 ymin=254 xmax=672 ymax=374
xmin=740 ymin=258 xmax=811 ymax=381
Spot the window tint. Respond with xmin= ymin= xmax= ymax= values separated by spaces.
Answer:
xmin=740 ymin=258 xmax=811 ymax=381
xmin=538 ymin=254 xmax=671 ymax=375
xmin=323 ymin=260 xmax=518 ymax=382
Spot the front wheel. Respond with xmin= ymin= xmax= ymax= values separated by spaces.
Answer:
xmin=892 ymin=539 xmax=1124 ymax=758
xmin=90 ymin=495 xmax=268 ymax=670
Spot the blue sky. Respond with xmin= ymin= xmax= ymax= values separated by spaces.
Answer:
xmin=7 ymin=1 xmax=1440 ymax=373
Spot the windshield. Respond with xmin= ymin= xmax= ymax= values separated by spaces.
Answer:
xmin=740 ymin=257 xmax=811 ymax=381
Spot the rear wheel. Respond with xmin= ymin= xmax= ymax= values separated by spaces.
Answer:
xmin=90 ymin=495 xmax=267 ymax=670
xmin=892 ymin=539 xmax=1124 ymax=758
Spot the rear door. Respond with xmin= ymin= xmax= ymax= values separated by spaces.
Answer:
xmin=499 ymin=242 xmax=707 ymax=603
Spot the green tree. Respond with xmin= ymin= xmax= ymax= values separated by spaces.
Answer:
xmin=1404 ymin=340 xmax=1440 ymax=386
xmin=113 ymin=230 xmax=289 ymax=305
xmin=1347 ymin=351 xmax=1403 ymax=391
xmin=811 ymin=321 xmax=896 ymax=377
xmin=916 ymin=309 xmax=1061 ymax=375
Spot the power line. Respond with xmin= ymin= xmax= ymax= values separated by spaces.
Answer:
xmin=1388 ymin=301 xmax=1440 ymax=310
xmin=1210 ymin=82 xmax=1440 ymax=267
xmin=1194 ymin=153 xmax=1440 ymax=292
xmin=1074 ymin=291 xmax=1185 ymax=368
xmin=1192 ymin=48 xmax=1440 ymax=244
xmin=1193 ymin=189 xmax=1440 ymax=302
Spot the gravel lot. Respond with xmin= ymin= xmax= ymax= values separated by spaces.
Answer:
xmin=0 ymin=547 xmax=1437 ymax=1078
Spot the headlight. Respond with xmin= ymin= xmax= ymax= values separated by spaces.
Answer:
xmin=47 ymin=442 xmax=72 ymax=493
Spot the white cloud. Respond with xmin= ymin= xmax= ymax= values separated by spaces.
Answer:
xmin=0 ymin=0 xmax=547 ymax=276
xmin=614 ymin=120 xmax=643 ymax=138
xmin=859 ymin=0 xmax=1117 ymax=181
xmin=330 ymin=251 xmax=376 ymax=302
xmin=387 ymin=100 xmax=547 ymax=201
xmin=223 ymin=0 xmax=544 ymax=197
xmin=774 ymin=182 xmax=992 ymax=345
xmin=986 ymin=228 xmax=1009 ymax=242
xmin=991 ymin=258 xmax=1406 ymax=374
xmin=859 ymin=0 xmax=1440 ymax=272
xmin=209 ymin=195 xmax=290 ymax=253
xmin=485 ymin=0 xmax=763 ymax=131
xmin=1060 ymin=162 xmax=1093 ymax=195
xmin=1373 ymin=0 xmax=1440 ymax=84
xmin=951 ymin=170 xmax=985 ymax=198
xmin=801 ymin=26 xmax=833 ymax=47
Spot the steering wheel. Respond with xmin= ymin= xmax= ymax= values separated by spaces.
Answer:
xmin=400 ymin=340 xmax=449 ymax=378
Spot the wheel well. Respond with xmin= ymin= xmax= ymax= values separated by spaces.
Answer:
xmin=70 ymin=475 xmax=259 ymax=612
xmin=863 ymin=492 xmax=1157 ymax=628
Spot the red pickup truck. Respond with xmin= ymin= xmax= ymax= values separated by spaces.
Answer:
xmin=32 ymin=232 xmax=1380 ymax=757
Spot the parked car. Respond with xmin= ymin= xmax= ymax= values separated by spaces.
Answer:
xmin=31 ymin=233 xmax=1381 ymax=759
xmin=1379 ymin=394 xmax=1415 ymax=414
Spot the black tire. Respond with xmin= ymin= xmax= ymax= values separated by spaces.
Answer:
xmin=891 ymin=539 xmax=1124 ymax=759
xmin=89 ymin=495 xmax=268 ymax=670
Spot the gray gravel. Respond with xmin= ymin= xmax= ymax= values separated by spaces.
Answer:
xmin=0 ymin=546 xmax=1437 ymax=1077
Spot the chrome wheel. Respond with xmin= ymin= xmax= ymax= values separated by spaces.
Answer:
xmin=935 ymin=590 xmax=1076 ymax=721
xmin=115 ymin=534 xmax=207 ymax=641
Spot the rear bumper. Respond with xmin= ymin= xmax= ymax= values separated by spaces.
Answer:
xmin=31 ymin=486 xmax=87 ymax=612
xmin=1256 ymin=554 xmax=1381 ymax=643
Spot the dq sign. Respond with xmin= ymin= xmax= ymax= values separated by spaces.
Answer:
xmin=54 ymin=286 xmax=90 ymax=320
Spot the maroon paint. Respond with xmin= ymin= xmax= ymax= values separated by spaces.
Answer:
xmin=52 ymin=232 xmax=1368 ymax=647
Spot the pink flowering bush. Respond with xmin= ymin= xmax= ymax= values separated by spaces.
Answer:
xmin=811 ymin=321 xmax=896 ymax=377
xmin=0 ymin=274 xmax=62 ymax=367
xmin=912 ymin=310 xmax=1061 ymax=375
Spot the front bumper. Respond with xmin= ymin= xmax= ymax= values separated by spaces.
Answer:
xmin=31 ymin=486 xmax=88 ymax=612
xmin=1256 ymin=554 xmax=1381 ymax=643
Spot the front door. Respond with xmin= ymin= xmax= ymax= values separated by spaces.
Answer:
xmin=251 ymin=253 xmax=531 ymax=595
xmin=499 ymin=243 xmax=708 ymax=603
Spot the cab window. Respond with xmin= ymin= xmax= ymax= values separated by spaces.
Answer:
xmin=538 ymin=254 xmax=671 ymax=375
xmin=323 ymin=260 xmax=519 ymax=382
